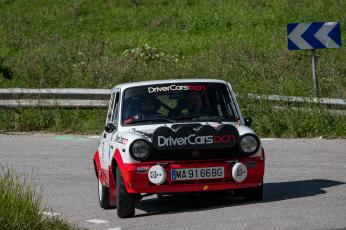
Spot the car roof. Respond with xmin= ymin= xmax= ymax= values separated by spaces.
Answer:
xmin=111 ymin=79 xmax=231 ymax=91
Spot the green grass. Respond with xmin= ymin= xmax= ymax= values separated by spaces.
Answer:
xmin=0 ymin=0 xmax=345 ymax=137
xmin=0 ymin=167 xmax=77 ymax=230
xmin=0 ymin=108 xmax=105 ymax=133
xmin=239 ymin=98 xmax=346 ymax=138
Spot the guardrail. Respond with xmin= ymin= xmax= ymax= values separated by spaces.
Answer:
xmin=0 ymin=88 xmax=345 ymax=110
xmin=245 ymin=93 xmax=346 ymax=109
xmin=0 ymin=88 xmax=110 ymax=108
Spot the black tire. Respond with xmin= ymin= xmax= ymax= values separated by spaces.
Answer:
xmin=98 ymin=177 xmax=110 ymax=209
xmin=116 ymin=167 xmax=135 ymax=218
xmin=242 ymin=185 xmax=263 ymax=202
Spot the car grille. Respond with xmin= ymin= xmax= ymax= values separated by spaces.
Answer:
xmin=147 ymin=147 xmax=244 ymax=161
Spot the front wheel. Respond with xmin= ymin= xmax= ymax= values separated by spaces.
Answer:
xmin=116 ymin=167 xmax=135 ymax=218
xmin=98 ymin=177 xmax=110 ymax=209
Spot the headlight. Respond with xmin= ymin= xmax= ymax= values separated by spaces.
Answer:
xmin=239 ymin=134 xmax=260 ymax=155
xmin=130 ymin=140 xmax=151 ymax=161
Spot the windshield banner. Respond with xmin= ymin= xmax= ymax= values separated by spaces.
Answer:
xmin=147 ymin=84 xmax=206 ymax=94
xmin=152 ymin=124 xmax=239 ymax=149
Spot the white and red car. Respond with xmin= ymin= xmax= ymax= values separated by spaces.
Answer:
xmin=93 ymin=79 xmax=265 ymax=218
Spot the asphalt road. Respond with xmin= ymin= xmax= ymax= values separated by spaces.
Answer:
xmin=0 ymin=133 xmax=345 ymax=230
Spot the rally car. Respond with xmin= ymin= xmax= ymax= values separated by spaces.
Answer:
xmin=93 ymin=79 xmax=265 ymax=218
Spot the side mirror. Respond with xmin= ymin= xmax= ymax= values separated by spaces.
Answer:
xmin=105 ymin=123 xmax=117 ymax=133
xmin=244 ymin=117 xmax=253 ymax=127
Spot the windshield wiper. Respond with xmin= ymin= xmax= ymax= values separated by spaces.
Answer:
xmin=132 ymin=117 xmax=175 ymax=123
xmin=171 ymin=114 xmax=201 ymax=121
xmin=194 ymin=116 xmax=228 ymax=123
xmin=200 ymin=118 xmax=224 ymax=124
xmin=172 ymin=115 xmax=230 ymax=123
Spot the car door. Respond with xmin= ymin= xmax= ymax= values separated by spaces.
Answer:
xmin=100 ymin=91 xmax=116 ymax=170
xmin=102 ymin=90 xmax=120 ymax=170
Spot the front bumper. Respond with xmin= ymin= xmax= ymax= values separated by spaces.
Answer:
xmin=120 ymin=156 xmax=264 ymax=194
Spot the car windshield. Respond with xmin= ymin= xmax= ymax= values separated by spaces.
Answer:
xmin=122 ymin=82 xmax=239 ymax=125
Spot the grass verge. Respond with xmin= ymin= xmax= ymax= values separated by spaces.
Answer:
xmin=0 ymin=167 xmax=78 ymax=230
xmin=239 ymin=98 xmax=346 ymax=138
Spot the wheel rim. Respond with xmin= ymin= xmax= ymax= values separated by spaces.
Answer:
xmin=98 ymin=178 xmax=103 ymax=202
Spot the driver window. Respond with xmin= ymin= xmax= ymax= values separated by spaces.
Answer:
xmin=110 ymin=92 xmax=120 ymax=124
xmin=106 ymin=93 xmax=116 ymax=124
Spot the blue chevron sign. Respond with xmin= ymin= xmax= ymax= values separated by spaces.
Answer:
xmin=287 ymin=22 xmax=341 ymax=50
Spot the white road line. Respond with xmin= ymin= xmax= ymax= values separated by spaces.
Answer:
xmin=42 ymin=211 xmax=61 ymax=217
xmin=261 ymin=138 xmax=275 ymax=141
xmin=88 ymin=135 xmax=100 ymax=139
xmin=108 ymin=228 xmax=121 ymax=230
xmin=86 ymin=219 xmax=110 ymax=224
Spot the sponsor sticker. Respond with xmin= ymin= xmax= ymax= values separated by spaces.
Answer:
xmin=152 ymin=124 xmax=239 ymax=149
xmin=148 ymin=84 xmax=206 ymax=93
xmin=114 ymin=135 xmax=128 ymax=145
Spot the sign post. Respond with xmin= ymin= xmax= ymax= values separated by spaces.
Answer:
xmin=287 ymin=22 xmax=341 ymax=97
xmin=311 ymin=49 xmax=318 ymax=96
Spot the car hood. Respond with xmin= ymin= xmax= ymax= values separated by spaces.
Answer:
xmin=119 ymin=122 xmax=256 ymax=137
xmin=113 ymin=122 xmax=261 ymax=164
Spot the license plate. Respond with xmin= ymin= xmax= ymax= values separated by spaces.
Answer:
xmin=171 ymin=167 xmax=224 ymax=181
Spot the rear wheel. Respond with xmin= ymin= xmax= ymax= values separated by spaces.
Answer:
xmin=116 ymin=167 xmax=135 ymax=218
xmin=242 ymin=185 xmax=263 ymax=202
xmin=98 ymin=177 xmax=110 ymax=209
